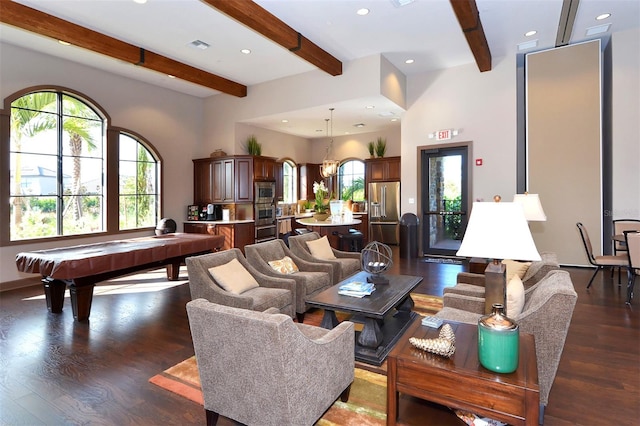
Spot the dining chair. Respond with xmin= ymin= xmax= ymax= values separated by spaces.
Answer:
xmin=576 ymin=222 xmax=628 ymax=288
xmin=623 ymin=230 xmax=640 ymax=305
xmin=611 ymin=219 xmax=640 ymax=282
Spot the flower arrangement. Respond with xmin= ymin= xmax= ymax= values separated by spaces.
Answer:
xmin=313 ymin=181 xmax=329 ymax=213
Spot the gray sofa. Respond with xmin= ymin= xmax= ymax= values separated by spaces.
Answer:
xmin=187 ymin=299 xmax=354 ymax=426
xmin=436 ymin=269 xmax=577 ymax=424
xmin=288 ymin=231 xmax=361 ymax=284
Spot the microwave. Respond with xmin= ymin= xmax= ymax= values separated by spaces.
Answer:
xmin=255 ymin=182 xmax=275 ymax=204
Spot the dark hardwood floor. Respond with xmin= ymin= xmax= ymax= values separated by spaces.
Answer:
xmin=0 ymin=251 xmax=638 ymax=425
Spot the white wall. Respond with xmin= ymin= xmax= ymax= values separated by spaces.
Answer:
xmin=401 ymin=55 xmax=518 ymax=215
xmin=611 ymin=28 xmax=640 ymax=220
xmin=0 ymin=43 xmax=204 ymax=284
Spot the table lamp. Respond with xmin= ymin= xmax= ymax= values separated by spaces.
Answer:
xmin=513 ymin=193 xmax=547 ymax=221
xmin=456 ymin=197 xmax=541 ymax=314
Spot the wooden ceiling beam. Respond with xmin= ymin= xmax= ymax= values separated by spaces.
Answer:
xmin=449 ymin=0 xmax=492 ymax=72
xmin=0 ymin=0 xmax=247 ymax=97
xmin=201 ymin=0 xmax=342 ymax=76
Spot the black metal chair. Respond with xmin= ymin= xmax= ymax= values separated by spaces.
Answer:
xmin=623 ymin=230 xmax=640 ymax=304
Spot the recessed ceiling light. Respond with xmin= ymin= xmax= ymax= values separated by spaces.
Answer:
xmin=356 ymin=8 xmax=369 ymax=16
xmin=365 ymin=105 xmax=375 ymax=109
xmin=133 ymin=0 xmax=147 ymax=4
xmin=586 ymin=23 xmax=611 ymax=36
xmin=391 ymin=118 xmax=399 ymax=122
xmin=167 ymin=75 xmax=176 ymax=79
xmin=596 ymin=13 xmax=611 ymax=20
xmin=405 ymin=59 xmax=415 ymax=64
xmin=281 ymin=119 xmax=288 ymax=123
xmin=525 ymin=30 xmax=537 ymax=37
xmin=241 ymin=49 xmax=251 ymax=54
xmin=58 ymin=40 xmax=71 ymax=46
xmin=353 ymin=123 xmax=366 ymax=128
xmin=188 ymin=40 xmax=210 ymax=50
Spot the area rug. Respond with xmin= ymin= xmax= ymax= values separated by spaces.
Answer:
xmin=149 ymin=294 xmax=442 ymax=425
xmin=150 ymin=358 xmax=388 ymax=425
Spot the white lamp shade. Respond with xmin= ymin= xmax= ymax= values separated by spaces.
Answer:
xmin=513 ymin=193 xmax=547 ymax=221
xmin=456 ymin=202 xmax=541 ymax=261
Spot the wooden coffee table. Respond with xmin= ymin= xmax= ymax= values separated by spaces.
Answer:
xmin=306 ymin=271 xmax=422 ymax=365
xmin=387 ymin=319 xmax=539 ymax=426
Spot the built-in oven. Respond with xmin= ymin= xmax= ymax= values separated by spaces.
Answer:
xmin=254 ymin=203 xmax=276 ymax=243
xmin=255 ymin=182 xmax=275 ymax=204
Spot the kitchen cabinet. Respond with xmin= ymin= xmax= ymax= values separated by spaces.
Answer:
xmin=234 ymin=156 xmax=253 ymax=203
xmin=193 ymin=156 xmax=254 ymax=204
xmin=365 ymin=156 xmax=401 ymax=183
xmin=252 ymin=156 xmax=276 ymax=181
xmin=184 ymin=221 xmax=255 ymax=254
xmin=298 ymin=163 xmax=323 ymax=201
xmin=274 ymin=161 xmax=284 ymax=202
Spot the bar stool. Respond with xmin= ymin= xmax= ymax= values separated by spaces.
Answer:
xmin=337 ymin=230 xmax=364 ymax=252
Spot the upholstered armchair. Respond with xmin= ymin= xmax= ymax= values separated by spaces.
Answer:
xmin=186 ymin=248 xmax=296 ymax=318
xmin=187 ymin=299 xmax=355 ymax=426
xmin=245 ymin=239 xmax=334 ymax=322
xmin=288 ymin=232 xmax=361 ymax=284
xmin=436 ymin=270 xmax=577 ymax=423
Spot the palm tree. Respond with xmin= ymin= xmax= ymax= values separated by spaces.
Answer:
xmin=341 ymin=177 xmax=365 ymax=201
xmin=10 ymin=92 xmax=57 ymax=227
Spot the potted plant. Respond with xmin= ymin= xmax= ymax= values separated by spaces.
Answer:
xmin=367 ymin=141 xmax=375 ymax=158
xmin=375 ymin=137 xmax=387 ymax=158
xmin=312 ymin=181 xmax=330 ymax=221
xmin=303 ymin=200 xmax=313 ymax=213
xmin=246 ymin=135 xmax=261 ymax=156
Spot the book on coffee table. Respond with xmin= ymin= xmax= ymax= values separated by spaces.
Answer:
xmin=338 ymin=281 xmax=375 ymax=297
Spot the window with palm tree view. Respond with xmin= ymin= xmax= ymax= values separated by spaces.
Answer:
xmin=338 ymin=160 xmax=365 ymax=202
xmin=9 ymin=90 xmax=159 ymax=241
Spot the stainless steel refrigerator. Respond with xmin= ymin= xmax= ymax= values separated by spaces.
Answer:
xmin=368 ymin=182 xmax=400 ymax=244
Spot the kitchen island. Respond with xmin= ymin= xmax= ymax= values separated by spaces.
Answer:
xmin=296 ymin=216 xmax=362 ymax=249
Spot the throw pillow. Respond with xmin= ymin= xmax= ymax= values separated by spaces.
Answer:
xmin=501 ymin=259 xmax=531 ymax=281
xmin=306 ymin=236 xmax=336 ymax=260
xmin=506 ymin=275 xmax=525 ymax=317
xmin=208 ymin=258 xmax=259 ymax=295
xmin=268 ymin=256 xmax=299 ymax=274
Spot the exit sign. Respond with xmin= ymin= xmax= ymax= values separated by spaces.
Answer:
xmin=436 ymin=129 xmax=452 ymax=141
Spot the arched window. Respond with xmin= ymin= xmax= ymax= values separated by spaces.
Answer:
xmin=5 ymin=88 xmax=161 ymax=242
xmin=338 ymin=160 xmax=365 ymax=201
xmin=282 ymin=160 xmax=297 ymax=204
xmin=9 ymin=90 xmax=105 ymax=240
xmin=119 ymin=133 xmax=160 ymax=229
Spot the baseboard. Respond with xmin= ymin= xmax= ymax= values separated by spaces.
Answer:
xmin=0 ymin=277 xmax=41 ymax=292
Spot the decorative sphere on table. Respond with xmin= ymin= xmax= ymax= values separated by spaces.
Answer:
xmin=361 ymin=242 xmax=393 ymax=282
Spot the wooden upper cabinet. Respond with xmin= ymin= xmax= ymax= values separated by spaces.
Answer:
xmin=234 ymin=156 xmax=253 ymax=202
xmin=274 ymin=161 xmax=284 ymax=202
xmin=211 ymin=158 xmax=234 ymax=203
xmin=365 ymin=156 xmax=401 ymax=183
xmin=253 ymin=156 xmax=276 ymax=181
xmin=193 ymin=159 xmax=213 ymax=205
xmin=298 ymin=163 xmax=323 ymax=201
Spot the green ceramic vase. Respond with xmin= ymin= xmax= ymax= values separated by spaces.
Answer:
xmin=478 ymin=303 xmax=519 ymax=373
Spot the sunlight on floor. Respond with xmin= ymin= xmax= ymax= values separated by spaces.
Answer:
xmin=23 ymin=267 xmax=188 ymax=301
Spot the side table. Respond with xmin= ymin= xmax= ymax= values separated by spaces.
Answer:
xmin=387 ymin=319 xmax=539 ymax=425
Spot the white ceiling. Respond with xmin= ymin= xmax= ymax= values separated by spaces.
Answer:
xmin=1 ymin=0 xmax=638 ymax=139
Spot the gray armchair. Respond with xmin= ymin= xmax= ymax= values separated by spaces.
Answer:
xmin=288 ymin=231 xmax=361 ymax=284
xmin=186 ymin=248 xmax=295 ymax=318
xmin=444 ymin=252 xmax=560 ymax=299
xmin=435 ymin=269 xmax=577 ymax=424
xmin=186 ymin=299 xmax=355 ymax=426
xmin=245 ymin=239 xmax=334 ymax=322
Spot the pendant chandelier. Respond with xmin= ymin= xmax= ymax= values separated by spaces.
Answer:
xmin=320 ymin=107 xmax=339 ymax=178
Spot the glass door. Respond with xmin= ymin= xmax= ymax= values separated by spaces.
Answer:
xmin=421 ymin=146 xmax=469 ymax=256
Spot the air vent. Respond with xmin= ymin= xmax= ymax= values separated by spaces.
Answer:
xmin=518 ymin=39 xmax=539 ymax=51
xmin=585 ymin=24 xmax=611 ymax=36
xmin=188 ymin=40 xmax=210 ymax=50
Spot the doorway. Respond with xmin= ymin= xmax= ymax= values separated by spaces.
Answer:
xmin=421 ymin=145 xmax=470 ymax=257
